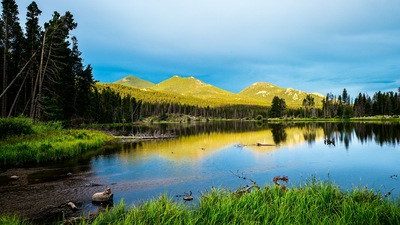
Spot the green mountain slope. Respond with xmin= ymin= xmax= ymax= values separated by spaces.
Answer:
xmin=114 ymin=75 xmax=155 ymax=89
xmin=111 ymin=75 xmax=324 ymax=108
xmin=153 ymin=75 xmax=235 ymax=98
xmin=152 ymin=75 xmax=266 ymax=106
xmin=238 ymin=82 xmax=324 ymax=107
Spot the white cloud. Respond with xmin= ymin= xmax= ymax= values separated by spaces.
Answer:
xmin=15 ymin=0 xmax=400 ymax=96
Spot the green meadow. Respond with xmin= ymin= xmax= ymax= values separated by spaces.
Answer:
xmin=0 ymin=117 xmax=114 ymax=167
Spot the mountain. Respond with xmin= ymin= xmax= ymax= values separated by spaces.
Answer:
xmin=114 ymin=75 xmax=155 ymax=89
xmin=151 ymin=75 xmax=265 ymax=105
xmin=111 ymin=75 xmax=324 ymax=108
xmin=238 ymin=82 xmax=324 ymax=107
xmin=153 ymin=76 xmax=235 ymax=98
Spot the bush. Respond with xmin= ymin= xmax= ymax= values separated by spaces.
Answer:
xmin=0 ymin=117 xmax=34 ymax=139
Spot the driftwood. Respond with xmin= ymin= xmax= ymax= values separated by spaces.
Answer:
xmin=273 ymin=175 xmax=289 ymax=190
xmin=234 ymin=143 xmax=276 ymax=148
xmin=113 ymin=133 xmax=178 ymax=140
xmin=92 ymin=187 xmax=113 ymax=203
xmin=231 ymin=170 xmax=260 ymax=195
xmin=256 ymin=143 xmax=275 ymax=146
xmin=235 ymin=185 xmax=257 ymax=195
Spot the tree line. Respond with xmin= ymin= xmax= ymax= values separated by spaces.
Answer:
xmin=1 ymin=0 xmax=92 ymax=121
xmin=0 ymin=0 xmax=142 ymax=125
xmin=270 ymin=88 xmax=400 ymax=119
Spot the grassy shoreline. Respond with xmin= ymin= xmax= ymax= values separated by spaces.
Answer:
xmin=86 ymin=115 xmax=400 ymax=129
xmin=77 ymin=182 xmax=400 ymax=225
xmin=3 ymin=180 xmax=400 ymax=224
xmin=0 ymin=118 xmax=114 ymax=167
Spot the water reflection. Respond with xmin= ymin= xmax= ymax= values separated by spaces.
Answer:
xmin=270 ymin=124 xmax=287 ymax=145
xmin=2 ymin=121 xmax=399 ymax=220
xmin=91 ymin=121 xmax=400 ymax=207
xmin=320 ymin=122 xmax=400 ymax=149
xmin=114 ymin=126 xmax=328 ymax=163
xmin=111 ymin=121 xmax=400 ymax=150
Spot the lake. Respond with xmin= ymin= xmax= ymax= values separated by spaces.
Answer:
xmin=1 ymin=121 xmax=399 ymax=220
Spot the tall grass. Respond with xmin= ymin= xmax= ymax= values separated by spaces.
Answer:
xmin=0 ymin=214 xmax=29 ymax=225
xmin=0 ymin=117 xmax=34 ymax=139
xmin=76 ymin=181 xmax=400 ymax=225
xmin=0 ymin=118 xmax=114 ymax=166
xmin=1 ymin=181 xmax=399 ymax=224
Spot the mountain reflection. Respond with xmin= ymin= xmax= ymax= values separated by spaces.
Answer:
xmin=111 ymin=122 xmax=399 ymax=162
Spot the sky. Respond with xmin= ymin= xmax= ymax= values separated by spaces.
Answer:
xmin=16 ymin=0 xmax=400 ymax=97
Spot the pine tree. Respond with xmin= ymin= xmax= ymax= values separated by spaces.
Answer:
xmin=30 ymin=11 xmax=77 ymax=120
xmin=270 ymin=96 xmax=286 ymax=118
xmin=1 ymin=0 xmax=24 ymax=117
xmin=302 ymin=94 xmax=315 ymax=117
xmin=23 ymin=1 xmax=42 ymax=115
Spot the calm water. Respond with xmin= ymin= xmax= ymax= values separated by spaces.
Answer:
xmin=83 ymin=122 xmax=400 ymax=210
xmin=2 ymin=121 xmax=400 ymax=216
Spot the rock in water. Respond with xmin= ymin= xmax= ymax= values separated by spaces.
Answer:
xmin=9 ymin=175 xmax=19 ymax=180
xmin=67 ymin=202 xmax=78 ymax=211
xmin=92 ymin=187 xmax=113 ymax=203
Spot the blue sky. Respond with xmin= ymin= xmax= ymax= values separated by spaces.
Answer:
xmin=17 ymin=0 xmax=400 ymax=97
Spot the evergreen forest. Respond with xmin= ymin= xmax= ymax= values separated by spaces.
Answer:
xmin=1 ymin=0 xmax=399 ymax=126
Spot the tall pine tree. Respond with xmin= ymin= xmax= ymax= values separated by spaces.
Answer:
xmin=1 ymin=0 xmax=24 ymax=117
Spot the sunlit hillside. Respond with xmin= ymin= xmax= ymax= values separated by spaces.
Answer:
xmin=152 ymin=76 xmax=266 ymax=105
xmin=96 ymin=83 xmax=266 ymax=108
xmin=111 ymin=75 xmax=325 ymax=108
xmin=239 ymin=82 xmax=324 ymax=108
xmin=114 ymin=75 xmax=155 ymax=89
xmin=153 ymin=76 xmax=235 ymax=98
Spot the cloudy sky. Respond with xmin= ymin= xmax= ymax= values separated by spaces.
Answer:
xmin=17 ymin=0 xmax=400 ymax=97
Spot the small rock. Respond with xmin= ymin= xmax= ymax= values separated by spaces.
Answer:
xmin=183 ymin=196 xmax=193 ymax=201
xmin=9 ymin=175 xmax=19 ymax=180
xmin=67 ymin=172 xmax=73 ymax=176
xmin=67 ymin=202 xmax=78 ymax=211
xmin=92 ymin=187 xmax=113 ymax=203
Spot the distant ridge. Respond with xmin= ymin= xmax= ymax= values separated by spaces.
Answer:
xmin=114 ymin=75 xmax=155 ymax=89
xmin=152 ymin=75 xmax=237 ymax=99
xmin=238 ymin=82 xmax=324 ymax=107
xmin=112 ymin=75 xmax=324 ymax=108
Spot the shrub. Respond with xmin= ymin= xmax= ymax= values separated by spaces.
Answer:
xmin=0 ymin=117 xmax=34 ymax=139
xmin=255 ymin=115 xmax=263 ymax=121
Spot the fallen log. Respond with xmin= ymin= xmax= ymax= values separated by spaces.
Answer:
xmin=256 ymin=143 xmax=275 ymax=146
xmin=235 ymin=185 xmax=259 ymax=195
xmin=113 ymin=134 xmax=178 ymax=140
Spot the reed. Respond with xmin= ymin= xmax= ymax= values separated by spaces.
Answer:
xmin=1 ymin=181 xmax=399 ymax=224
xmin=0 ymin=118 xmax=114 ymax=166
xmin=0 ymin=214 xmax=29 ymax=225
xmin=77 ymin=181 xmax=400 ymax=225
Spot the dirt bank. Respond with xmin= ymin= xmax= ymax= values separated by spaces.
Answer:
xmin=0 ymin=166 xmax=108 ymax=224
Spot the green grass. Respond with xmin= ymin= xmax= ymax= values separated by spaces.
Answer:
xmin=1 ymin=180 xmax=399 ymax=224
xmin=0 ymin=118 xmax=114 ymax=166
xmin=0 ymin=214 xmax=29 ymax=225
xmin=81 ymin=181 xmax=400 ymax=225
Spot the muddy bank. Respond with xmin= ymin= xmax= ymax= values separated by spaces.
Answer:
xmin=0 ymin=166 xmax=110 ymax=224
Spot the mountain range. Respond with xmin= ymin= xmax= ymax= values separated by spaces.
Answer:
xmin=111 ymin=75 xmax=324 ymax=108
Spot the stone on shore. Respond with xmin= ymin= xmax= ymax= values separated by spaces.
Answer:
xmin=92 ymin=187 xmax=113 ymax=203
